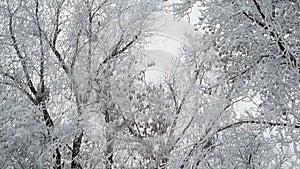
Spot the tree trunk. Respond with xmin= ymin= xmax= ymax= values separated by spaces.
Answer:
xmin=53 ymin=148 xmax=62 ymax=169
xmin=104 ymin=111 xmax=114 ymax=169
xmin=71 ymin=131 xmax=83 ymax=169
xmin=105 ymin=135 xmax=114 ymax=169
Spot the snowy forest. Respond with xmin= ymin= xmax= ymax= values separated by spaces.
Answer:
xmin=1 ymin=0 xmax=300 ymax=168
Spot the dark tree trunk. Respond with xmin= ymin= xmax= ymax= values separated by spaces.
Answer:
xmin=53 ymin=148 xmax=62 ymax=169
xmin=71 ymin=131 xmax=83 ymax=169
xmin=41 ymin=102 xmax=54 ymax=128
xmin=104 ymin=111 xmax=114 ymax=169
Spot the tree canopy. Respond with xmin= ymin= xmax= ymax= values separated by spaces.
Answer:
xmin=1 ymin=0 xmax=300 ymax=168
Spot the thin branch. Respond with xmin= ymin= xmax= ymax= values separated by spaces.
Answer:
xmin=102 ymin=33 xmax=139 ymax=64
xmin=227 ymin=55 xmax=268 ymax=82
xmin=252 ymin=0 xmax=265 ymax=20
xmin=52 ymin=0 xmax=65 ymax=47
xmin=91 ymin=0 xmax=108 ymax=19
xmin=0 ymin=79 xmax=37 ymax=105
xmin=70 ymin=30 xmax=82 ymax=75
xmin=175 ymin=116 xmax=195 ymax=145
xmin=167 ymin=81 xmax=178 ymax=109
xmin=8 ymin=10 xmax=37 ymax=95
xmin=217 ymin=120 xmax=300 ymax=133
xmin=96 ymin=33 xmax=140 ymax=76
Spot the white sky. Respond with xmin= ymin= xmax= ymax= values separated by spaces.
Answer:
xmin=143 ymin=12 xmax=193 ymax=82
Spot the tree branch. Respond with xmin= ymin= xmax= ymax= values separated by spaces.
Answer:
xmin=53 ymin=0 xmax=65 ymax=47
xmin=8 ymin=10 xmax=37 ymax=95
xmin=217 ymin=120 xmax=300 ymax=133
xmin=252 ymin=0 xmax=265 ymax=20
xmin=102 ymin=33 xmax=139 ymax=64
xmin=96 ymin=33 xmax=140 ymax=77
xmin=1 ymin=73 xmax=37 ymax=105
xmin=243 ymin=3 xmax=299 ymax=69
xmin=70 ymin=30 xmax=82 ymax=76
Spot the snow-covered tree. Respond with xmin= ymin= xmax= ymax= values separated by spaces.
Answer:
xmin=171 ymin=0 xmax=300 ymax=168
xmin=0 ymin=0 xmax=160 ymax=168
xmin=4 ymin=0 xmax=300 ymax=168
